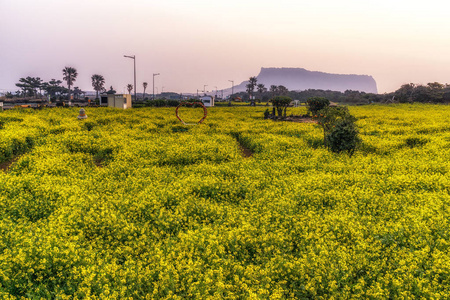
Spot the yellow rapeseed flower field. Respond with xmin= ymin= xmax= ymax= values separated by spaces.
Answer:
xmin=1 ymin=104 xmax=450 ymax=298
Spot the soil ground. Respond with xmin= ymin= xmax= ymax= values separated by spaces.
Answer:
xmin=0 ymin=157 xmax=18 ymax=172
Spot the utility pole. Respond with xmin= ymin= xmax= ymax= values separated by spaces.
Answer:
xmin=124 ymin=55 xmax=136 ymax=102
xmin=228 ymin=80 xmax=234 ymax=96
xmin=228 ymin=80 xmax=234 ymax=105
xmin=153 ymin=73 xmax=160 ymax=100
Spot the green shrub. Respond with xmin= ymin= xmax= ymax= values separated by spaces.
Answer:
xmin=314 ymin=106 xmax=360 ymax=156
xmin=314 ymin=106 xmax=356 ymax=133
xmin=166 ymin=99 xmax=180 ymax=107
xmin=307 ymin=97 xmax=330 ymax=116
xmin=405 ymin=137 xmax=429 ymax=148
xmin=325 ymin=118 xmax=361 ymax=156
xmin=270 ymin=96 xmax=292 ymax=117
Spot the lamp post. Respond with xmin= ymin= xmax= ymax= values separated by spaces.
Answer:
xmin=214 ymin=86 xmax=218 ymax=98
xmin=203 ymin=85 xmax=208 ymax=95
xmin=153 ymin=73 xmax=160 ymax=100
xmin=124 ymin=55 xmax=136 ymax=102
xmin=228 ymin=80 xmax=234 ymax=105
xmin=228 ymin=80 xmax=234 ymax=96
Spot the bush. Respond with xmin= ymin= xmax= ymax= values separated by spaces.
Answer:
xmin=166 ymin=100 xmax=180 ymax=107
xmin=307 ymin=97 xmax=330 ymax=115
xmin=405 ymin=137 xmax=429 ymax=148
xmin=270 ymin=96 xmax=292 ymax=117
xmin=325 ymin=119 xmax=361 ymax=156
xmin=145 ymin=99 xmax=166 ymax=107
xmin=144 ymin=99 xmax=181 ymax=107
xmin=314 ymin=106 xmax=360 ymax=156
xmin=314 ymin=106 xmax=356 ymax=133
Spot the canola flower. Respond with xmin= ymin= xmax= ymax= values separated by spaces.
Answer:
xmin=0 ymin=104 xmax=450 ymax=298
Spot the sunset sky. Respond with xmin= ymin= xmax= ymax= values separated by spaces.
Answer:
xmin=1 ymin=0 xmax=450 ymax=94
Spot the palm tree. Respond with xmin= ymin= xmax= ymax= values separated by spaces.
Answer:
xmin=143 ymin=82 xmax=148 ymax=100
xmin=91 ymin=74 xmax=105 ymax=100
xmin=127 ymin=84 xmax=133 ymax=95
xmin=247 ymin=76 xmax=257 ymax=106
xmin=270 ymin=85 xmax=278 ymax=97
xmin=62 ymin=66 xmax=78 ymax=101
xmin=257 ymin=83 xmax=266 ymax=102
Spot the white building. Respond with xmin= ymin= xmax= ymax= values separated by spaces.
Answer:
xmin=200 ymin=95 xmax=215 ymax=107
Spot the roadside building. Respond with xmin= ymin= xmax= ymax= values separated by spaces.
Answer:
xmin=100 ymin=94 xmax=132 ymax=109
xmin=200 ymin=95 xmax=214 ymax=107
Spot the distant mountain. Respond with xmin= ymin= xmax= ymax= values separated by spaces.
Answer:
xmin=227 ymin=67 xmax=378 ymax=95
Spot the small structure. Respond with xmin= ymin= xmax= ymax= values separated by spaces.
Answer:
xmin=77 ymin=108 xmax=87 ymax=119
xmin=99 ymin=94 xmax=109 ymax=106
xmin=200 ymin=95 xmax=214 ymax=107
xmin=175 ymin=101 xmax=207 ymax=125
xmin=106 ymin=94 xmax=132 ymax=109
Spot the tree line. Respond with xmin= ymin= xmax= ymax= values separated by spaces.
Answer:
xmin=9 ymin=67 xmax=112 ymax=101
xmin=233 ymin=76 xmax=450 ymax=105
xmin=8 ymin=69 xmax=450 ymax=105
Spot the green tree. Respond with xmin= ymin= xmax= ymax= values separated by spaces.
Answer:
xmin=427 ymin=82 xmax=445 ymax=102
xmin=91 ymin=74 xmax=105 ymax=100
xmin=277 ymin=85 xmax=289 ymax=96
xmin=42 ymin=79 xmax=64 ymax=99
xmin=270 ymin=96 xmax=292 ymax=117
xmin=62 ymin=66 xmax=78 ymax=100
xmin=73 ymin=87 xmax=84 ymax=100
xmin=307 ymin=97 xmax=330 ymax=116
xmin=394 ymin=83 xmax=415 ymax=103
xmin=15 ymin=76 xmax=43 ymax=98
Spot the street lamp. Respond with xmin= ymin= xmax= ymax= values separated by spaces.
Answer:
xmin=228 ymin=80 xmax=234 ymax=96
xmin=124 ymin=55 xmax=136 ymax=102
xmin=228 ymin=80 xmax=234 ymax=104
xmin=153 ymin=73 xmax=160 ymax=100
xmin=203 ymin=85 xmax=208 ymax=95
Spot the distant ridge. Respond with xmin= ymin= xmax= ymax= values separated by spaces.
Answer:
xmin=231 ymin=67 xmax=378 ymax=94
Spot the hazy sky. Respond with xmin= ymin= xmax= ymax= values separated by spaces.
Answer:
xmin=1 ymin=0 xmax=450 ymax=94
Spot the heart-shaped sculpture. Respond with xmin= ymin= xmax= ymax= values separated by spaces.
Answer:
xmin=175 ymin=102 xmax=207 ymax=125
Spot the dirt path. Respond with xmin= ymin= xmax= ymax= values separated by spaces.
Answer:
xmin=0 ymin=157 xmax=19 ymax=172
xmin=238 ymin=144 xmax=253 ymax=158
xmin=283 ymin=116 xmax=317 ymax=123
